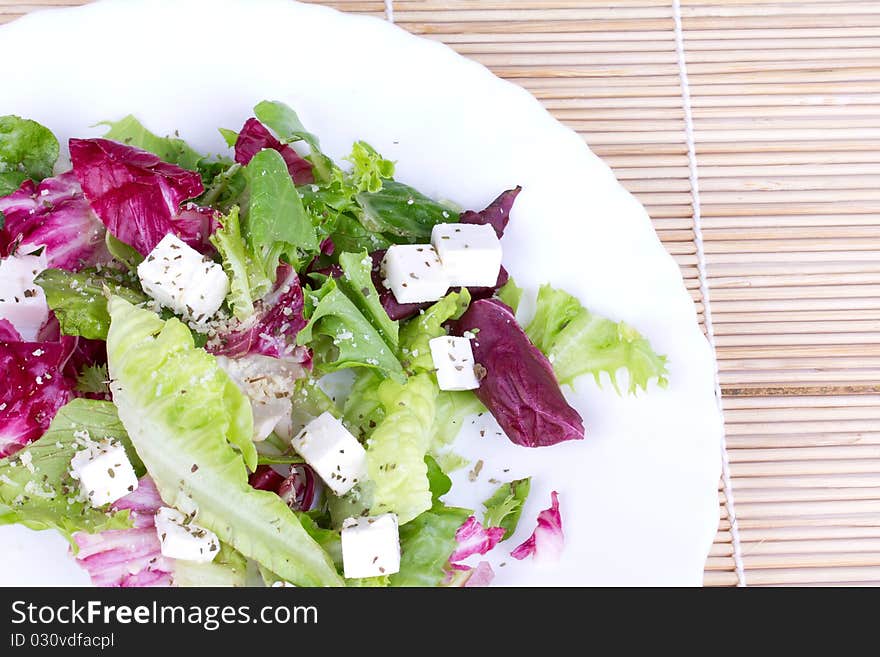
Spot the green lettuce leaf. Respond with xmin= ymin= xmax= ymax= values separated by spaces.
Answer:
xmin=0 ymin=115 xmax=59 ymax=184
xmin=0 ymin=399 xmax=140 ymax=546
xmin=75 ymin=363 xmax=110 ymax=396
xmin=106 ymin=297 xmax=342 ymax=586
xmin=105 ymin=232 xmax=144 ymax=270
xmin=357 ymin=180 xmax=458 ymax=243
xmin=425 ymin=454 xmax=451 ymax=502
xmin=434 ymin=451 xmax=469 ymax=474
xmin=342 ymin=369 xmax=386 ymax=441
xmin=298 ymin=276 xmax=404 ymax=382
xmin=100 ymin=115 xmax=203 ymax=171
xmin=200 ymin=162 xmax=247 ymax=213
xmin=496 ymin=277 xmax=524 ymax=314
xmin=346 ymin=141 xmax=394 ymax=194
xmin=289 ymin=378 xmax=340 ymax=440
xmin=399 ymin=288 xmax=471 ymax=374
xmin=482 ymin=477 xmax=531 ymax=541
xmin=245 ymin=148 xmax=318 ymax=274
xmin=35 ymin=267 xmax=147 ymax=340
xmin=0 ymin=171 xmax=27 ymax=198
xmin=210 ymin=206 xmax=272 ymax=320
xmin=366 ymin=373 xmax=437 ymax=524
xmin=253 ymin=100 xmax=333 ymax=183
xmin=390 ymin=504 xmax=470 ymax=587
xmin=327 ymin=213 xmax=391 ymax=255
xmin=172 ymin=543 xmax=249 ymax=587
xmin=430 ymin=390 xmax=484 ymax=450
xmin=526 ymin=284 xmax=669 ymax=394
xmin=337 ymin=250 xmax=398 ymax=350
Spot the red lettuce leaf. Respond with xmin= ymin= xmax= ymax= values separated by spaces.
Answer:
xmin=0 ymin=313 xmax=107 ymax=457
xmin=449 ymin=515 xmax=505 ymax=565
xmin=207 ymin=265 xmax=310 ymax=366
xmin=277 ymin=464 xmax=318 ymax=512
xmin=0 ymin=336 xmax=76 ymax=457
xmin=249 ymin=463 xmax=317 ymax=512
xmin=0 ymin=172 xmax=110 ymax=271
xmin=459 ymin=186 xmax=521 ymax=238
xmin=73 ymin=476 xmax=173 ymax=587
xmin=234 ymin=118 xmax=314 ymax=185
xmin=69 ymin=138 xmax=215 ymax=257
xmin=463 ymin=561 xmax=495 ymax=587
xmin=0 ymin=319 xmax=20 ymax=341
xmin=510 ymin=491 xmax=564 ymax=561
xmin=450 ymin=298 xmax=584 ymax=447
xmin=248 ymin=464 xmax=285 ymax=492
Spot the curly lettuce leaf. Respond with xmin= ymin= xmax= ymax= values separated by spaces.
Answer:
xmin=526 ymin=284 xmax=668 ymax=394
xmin=210 ymin=206 xmax=272 ymax=321
xmin=0 ymin=115 xmax=59 ymax=184
xmin=357 ymin=180 xmax=457 ymax=243
xmin=483 ymin=477 xmax=531 ymax=541
xmin=366 ymin=373 xmax=437 ymax=524
xmin=100 ymin=115 xmax=203 ymax=171
xmin=337 ymin=250 xmax=398 ymax=351
xmin=398 ymin=288 xmax=471 ymax=374
xmin=75 ymin=362 xmax=110 ymax=396
xmin=0 ymin=399 xmax=139 ymax=545
xmin=298 ymin=276 xmax=404 ymax=382
xmin=35 ymin=267 xmax=146 ymax=340
xmin=106 ymin=297 xmax=342 ymax=586
xmin=346 ymin=141 xmax=394 ymax=194
xmin=245 ymin=148 xmax=318 ymax=273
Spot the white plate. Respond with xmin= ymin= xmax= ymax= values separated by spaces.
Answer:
xmin=0 ymin=0 xmax=721 ymax=586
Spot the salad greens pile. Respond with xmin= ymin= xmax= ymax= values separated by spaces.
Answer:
xmin=0 ymin=102 xmax=668 ymax=587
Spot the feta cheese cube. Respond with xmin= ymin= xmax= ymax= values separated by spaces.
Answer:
xmin=136 ymin=233 xmax=229 ymax=322
xmin=431 ymin=223 xmax=502 ymax=287
xmin=69 ymin=440 xmax=139 ymax=507
xmin=428 ymin=335 xmax=480 ymax=391
xmin=382 ymin=244 xmax=449 ymax=304
xmin=341 ymin=514 xmax=401 ymax=578
xmin=0 ymin=253 xmax=48 ymax=341
xmin=290 ymin=412 xmax=367 ymax=496
xmin=154 ymin=507 xmax=219 ymax=563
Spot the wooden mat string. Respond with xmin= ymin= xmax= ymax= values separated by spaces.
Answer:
xmin=672 ymin=0 xmax=745 ymax=586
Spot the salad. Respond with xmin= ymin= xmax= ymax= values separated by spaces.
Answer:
xmin=0 ymin=102 xmax=668 ymax=587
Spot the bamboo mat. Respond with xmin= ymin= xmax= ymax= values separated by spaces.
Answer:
xmin=3 ymin=0 xmax=880 ymax=587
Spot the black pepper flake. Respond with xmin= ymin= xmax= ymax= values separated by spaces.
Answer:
xmin=191 ymin=464 xmax=199 ymax=473
xmin=107 ymin=468 xmax=115 ymax=479
xmin=474 ymin=363 xmax=488 ymax=380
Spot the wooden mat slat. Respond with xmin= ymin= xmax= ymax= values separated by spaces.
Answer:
xmin=3 ymin=0 xmax=880 ymax=587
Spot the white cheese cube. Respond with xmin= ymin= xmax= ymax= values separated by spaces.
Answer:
xmin=136 ymin=233 xmax=229 ymax=322
xmin=69 ymin=440 xmax=139 ymax=507
xmin=341 ymin=514 xmax=401 ymax=579
xmin=428 ymin=335 xmax=480 ymax=391
xmin=154 ymin=507 xmax=219 ymax=563
xmin=382 ymin=244 xmax=449 ymax=304
xmin=431 ymin=223 xmax=502 ymax=287
xmin=290 ymin=412 xmax=367 ymax=496
xmin=0 ymin=253 xmax=48 ymax=341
